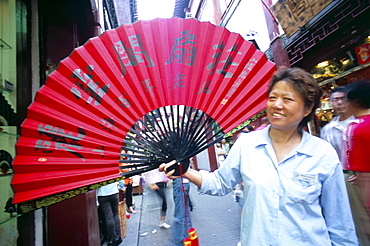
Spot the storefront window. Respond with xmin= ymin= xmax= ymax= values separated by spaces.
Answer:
xmin=311 ymin=35 xmax=370 ymax=84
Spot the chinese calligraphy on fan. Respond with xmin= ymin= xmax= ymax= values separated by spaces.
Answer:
xmin=35 ymin=123 xmax=105 ymax=159
xmin=70 ymin=66 xmax=110 ymax=106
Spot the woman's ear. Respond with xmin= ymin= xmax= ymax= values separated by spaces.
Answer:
xmin=304 ymin=104 xmax=314 ymax=117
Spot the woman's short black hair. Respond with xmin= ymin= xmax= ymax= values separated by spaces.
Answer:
xmin=268 ymin=67 xmax=323 ymax=128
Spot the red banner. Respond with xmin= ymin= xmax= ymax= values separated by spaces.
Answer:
xmin=356 ymin=43 xmax=370 ymax=65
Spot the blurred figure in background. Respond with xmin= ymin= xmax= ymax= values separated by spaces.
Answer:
xmin=215 ymin=142 xmax=227 ymax=167
xmin=320 ymin=86 xmax=366 ymax=244
xmin=97 ymin=182 xmax=122 ymax=246
xmin=220 ymin=138 xmax=230 ymax=156
xmin=242 ymin=124 xmax=254 ymax=133
xmin=255 ymin=116 xmax=269 ymax=131
xmin=124 ymin=177 xmax=136 ymax=214
xmin=346 ymin=81 xmax=370 ymax=244
xmin=236 ymin=124 xmax=253 ymax=139
xmin=144 ymin=168 xmax=171 ymax=229
xmin=120 ymin=150 xmax=136 ymax=214
xmin=321 ymin=86 xmax=357 ymax=169
xmin=234 ymin=181 xmax=244 ymax=215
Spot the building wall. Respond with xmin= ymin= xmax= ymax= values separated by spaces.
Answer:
xmin=0 ymin=0 xmax=17 ymax=111
xmin=280 ymin=0 xmax=370 ymax=71
xmin=0 ymin=0 xmax=18 ymax=244
xmin=224 ymin=0 xmax=270 ymax=52
xmin=114 ymin=0 xmax=133 ymax=25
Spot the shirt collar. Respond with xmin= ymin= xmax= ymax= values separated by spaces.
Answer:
xmin=255 ymin=125 xmax=314 ymax=157
xmin=254 ymin=124 xmax=271 ymax=147
xmin=295 ymin=130 xmax=314 ymax=157
xmin=331 ymin=115 xmax=358 ymax=126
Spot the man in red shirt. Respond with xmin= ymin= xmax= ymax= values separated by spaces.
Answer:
xmin=347 ymin=80 xmax=370 ymax=242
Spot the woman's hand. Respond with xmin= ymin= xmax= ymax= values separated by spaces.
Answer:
xmin=159 ymin=160 xmax=203 ymax=188
xmin=159 ymin=160 xmax=180 ymax=179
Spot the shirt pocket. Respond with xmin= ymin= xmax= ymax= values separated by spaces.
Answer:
xmin=286 ymin=177 xmax=321 ymax=204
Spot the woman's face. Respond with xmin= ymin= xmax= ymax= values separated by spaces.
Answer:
xmin=266 ymin=81 xmax=311 ymax=131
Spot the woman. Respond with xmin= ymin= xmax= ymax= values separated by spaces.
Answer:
xmin=144 ymin=168 xmax=171 ymax=229
xmin=160 ymin=68 xmax=358 ymax=245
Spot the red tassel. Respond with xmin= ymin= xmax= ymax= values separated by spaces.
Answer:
xmin=188 ymin=228 xmax=199 ymax=246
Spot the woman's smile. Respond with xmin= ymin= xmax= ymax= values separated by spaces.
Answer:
xmin=267 ymin=81 xmax=310 ymax=131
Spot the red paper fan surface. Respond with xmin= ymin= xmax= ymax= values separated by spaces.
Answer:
xmin=11 ymin=17 xmax=275 ymax=206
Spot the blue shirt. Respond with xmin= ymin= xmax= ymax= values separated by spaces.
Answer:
xmin=199 ymin=126 xmax=358 ymax=246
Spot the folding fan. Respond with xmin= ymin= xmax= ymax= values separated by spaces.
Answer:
xmin=11 ymin=17 xmax=276 ymax=209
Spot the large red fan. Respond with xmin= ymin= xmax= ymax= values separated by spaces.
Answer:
xmin=11 ymin=17 xmax=276 ymax=209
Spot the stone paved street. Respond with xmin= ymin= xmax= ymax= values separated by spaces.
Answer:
xmin=122 ymin=181 xmax=241 ymax=246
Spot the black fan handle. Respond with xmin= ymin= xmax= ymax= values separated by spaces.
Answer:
xmin=165 ymin=159 xmax=190 ymax=176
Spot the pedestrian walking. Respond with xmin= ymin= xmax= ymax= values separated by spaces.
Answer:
xmin=144 ymin=168 xmax=171 ymax=229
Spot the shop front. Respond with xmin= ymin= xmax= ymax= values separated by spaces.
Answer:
xmin=272 ymin=0 xmax=370 ymax=126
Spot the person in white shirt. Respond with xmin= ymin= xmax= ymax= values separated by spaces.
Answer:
xmin=97 ymin=182 xmax=122 ymax=246
xmin=160 ymin=68 xmax=358 ymax=245
xmin=320 ymin=86 xmax=368 ymax=245
xmin=320 ymin=86 xmax=357 ymax=170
